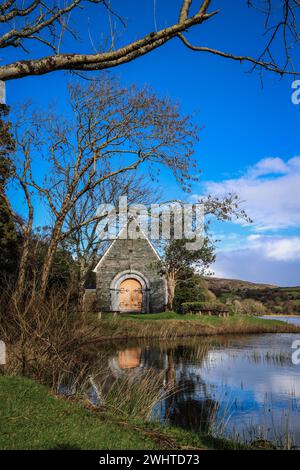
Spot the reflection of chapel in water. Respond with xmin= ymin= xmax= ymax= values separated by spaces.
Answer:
xmin=117 ymin=348 xmax=142 ymax=370
xmin=110 ymin=344 xmax=218 ymax=432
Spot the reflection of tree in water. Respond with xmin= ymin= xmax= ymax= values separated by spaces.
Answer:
xmin=163 ymin=346 xmax=219 ymax=433
xmin=165 ymin=372 xmax=218 ymax=433
xmin=133 ymin=341 xmax=219 ymax=433
xmin=140 ymin=346 xmax=167 ymax=370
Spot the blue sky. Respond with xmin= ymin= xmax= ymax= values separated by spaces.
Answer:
xmin=5 ymin=0 xmax=300 ymax=286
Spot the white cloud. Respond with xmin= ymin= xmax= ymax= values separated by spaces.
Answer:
xmin=198 ymin=157 xmax=300 ymax=285
xmin=289 ymin=156 xmax=300 ymax=170
xmin=202 ymin=156 xmax=300 ymax=231
xmin=251 ymin=235 xmax=300 ymax=261
xmin=248 ymin=157 xmax=289 ymax=177
xmin=213 ymin=235 xmax=300 ymax=286
xmin=267 ymin=239 xmax=299 ymax=261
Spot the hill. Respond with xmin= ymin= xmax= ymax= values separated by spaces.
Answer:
xmin=205 ymin=277 xmax=276 ymax=292
xmin=205 ymin=277 xmax=300 ymax=315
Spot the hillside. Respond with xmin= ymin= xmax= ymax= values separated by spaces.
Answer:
xmin=205 ymin=277 xmax=300 ymax=315
xmin=205 ymin=277 xmax=276 ymax=292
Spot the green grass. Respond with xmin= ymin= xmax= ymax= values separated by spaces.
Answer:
xmin=125 ymin=311 xmax=233 ymax=325
xmin=279 ymin=287 xmax=300 ymax=299
xmin=0 ymin=376 xmax=152 ymax=450
xmin=122 ymin=311 xmax=184 ymax=321
xmin=122 ymin=312 xmax=299 ymax=328
xmin=94 ymin=313 xmax=300 ymax=342
xmin=0 ymin=375 xmax=214 ymax=450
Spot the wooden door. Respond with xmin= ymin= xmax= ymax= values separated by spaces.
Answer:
xmin=119 ymin=278 xmax=143 ymax=312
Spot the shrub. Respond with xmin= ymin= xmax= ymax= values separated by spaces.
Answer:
xmin=181 ymin=301 xmax=229 ymax=314
xmin=226 ymin=298 xmax=267 ymax=316
xmin=174 ymin=275 xmax=215 ymax=311
xmin=273 ymin=305 xmax=284 ymax=313
xmin=0 ymin=281 xmax=101 ymax=388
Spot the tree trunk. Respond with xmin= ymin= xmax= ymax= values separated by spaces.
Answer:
xmin=40 ymin=196 xmax=76 ymax=298
xmin=39 ymin=220 xmax=64 ymax=297
xmin=14 ymin=182 xmax=34 ymax=301
xmin=78 ymin=260 xmax=89 ymax=313
xmin=14 ymin=233 xmax=30 ymax=298
xmin=166 ymin=272 xmax=176 ymax=311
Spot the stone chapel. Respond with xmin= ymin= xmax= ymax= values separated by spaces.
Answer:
xmin=93 ymin=218 xmax=167 ymax=313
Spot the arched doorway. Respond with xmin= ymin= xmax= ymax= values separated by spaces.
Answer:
xmin=110 ymin=270 xmax=150 ymax=313
xmin=119 ymin=278 xmax=143 ymax=312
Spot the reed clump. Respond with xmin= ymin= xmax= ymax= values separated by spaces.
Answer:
xmin=0 ymin=283 xmax=102 ymax=388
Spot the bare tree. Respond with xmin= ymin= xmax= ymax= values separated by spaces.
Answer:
xmin=63 ymin=172 xmax=157 ymax=306
xmin=10 ymin=76 xmax=198 ymax=297
xmin=0 ymin=1 xmax=300 ymax=81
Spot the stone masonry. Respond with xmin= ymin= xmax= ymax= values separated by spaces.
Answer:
xmin=94 ymin=221 xmax=167 ymax=313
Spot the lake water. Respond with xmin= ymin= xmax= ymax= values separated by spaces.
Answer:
xmin=92 ymin=330 xmax=300 ymax=448
xmin=261 ymin=315 xmax=300 ymax=327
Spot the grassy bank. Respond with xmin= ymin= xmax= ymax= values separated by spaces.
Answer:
xmin=94 ymin=313 xmax=300 ymax=341
xmin=0 ymin=375 xmax=241 ymax=450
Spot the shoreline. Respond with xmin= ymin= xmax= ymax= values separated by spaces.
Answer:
xmin=82 ymin=314 xmax=300 ymax=344
xmin=0 ymin=376 xmax=244 ymax=450
xmin=261 ymin=314 xmax=300 ymax=318
xmin=2 ymin=316 xmax=298 ymax=451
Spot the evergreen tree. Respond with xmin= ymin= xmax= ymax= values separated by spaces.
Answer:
xmin=159 ymin=236 xmax=216 ymax=311
xmin=174 ymin=273 xmax=215 ymax=312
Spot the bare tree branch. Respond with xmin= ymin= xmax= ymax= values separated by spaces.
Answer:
xmin=0 ymin=1 xmax=217 ymax=80
xmin=1 ymin=1 xmax=300 ymax=81
xmin=177 ymin=32 xmax=300 ymax=76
